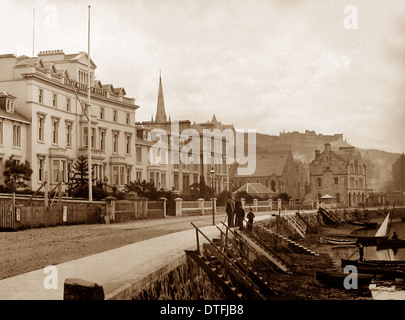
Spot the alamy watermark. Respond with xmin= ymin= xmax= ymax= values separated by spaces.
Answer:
xmin=147 ymin=121 xmax=257 ymax=175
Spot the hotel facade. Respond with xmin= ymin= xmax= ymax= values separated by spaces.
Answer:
xmin=0 ymin=50 xmax=138 ymax=192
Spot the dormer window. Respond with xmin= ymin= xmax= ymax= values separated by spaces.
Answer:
xmin=6 ymin=98 xmax=14 ymax=113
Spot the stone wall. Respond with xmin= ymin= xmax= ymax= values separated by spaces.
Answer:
xmin=131 ymin=256 xmax=226 ymax=300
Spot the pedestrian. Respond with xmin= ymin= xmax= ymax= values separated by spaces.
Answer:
xmin=358 ymin=242 xmax=364 ymax=261
xmin=236 ymin=203 xmax=245 ymax=230
xmin=234 ymin=198 xmax=242 ymax=226
xmin=226 ymin=197 xmax=236 ymax=227
xmin=392 ymin=232 xmax=398 ymax=240
xmin=247 ymin=208 xmax=255 ymax=232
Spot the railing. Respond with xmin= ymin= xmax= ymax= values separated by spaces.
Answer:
xmin=190 ymin=222 xmax=264 ymax=298
xmin=279 ymin=208 xmax=306 ymax=238
xmin=218 ymin=222 xmax=276 ymax=283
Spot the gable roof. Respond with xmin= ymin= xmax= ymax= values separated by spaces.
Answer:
xmin=234 ymin=151 xmax=292 ymax=177
xmin=232 ymin=182 xmax=275 ymax=196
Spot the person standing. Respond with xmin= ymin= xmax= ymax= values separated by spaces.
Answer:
xmin=357 ymin=242 xmax=364 ymax=261
xmin=236 ymin=203 xmax=245 ymax=230
xmin=247 ymin=208 xmax=255 ymax=232
xmin=226 ymin=197 xmax=236 ymax=227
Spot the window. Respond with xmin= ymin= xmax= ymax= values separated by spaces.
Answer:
xmin=161 ymin=173 xmax=166 ymax=189
xmin=125 ymin=134 xmax=131 ymax=154
xmin=126 ymin=113 xmax=130 ymax=125
xmin=113 ymin=110 xmax=117 ymax=122
xmin=38 ymin=89 xmax=43 ymax=104
xmin=38 ymin=115 xmax=45 ymax=142
xmin=126 ymin=167 xmax=132 ymax=185
xmin=359 ymin=178 xmax=363 ymax=188
xmin=136 ymin=170 xmax=142 ymax=182
xmin=66 ymin=122 xmax=73 ymax=147
xmin=52 ymin=160 xmax=60 ymax=182
xmin=6 ymin=99 xmax=14 ymax=112
xmin=66 ymin=98 xmax=71 ymax=112
xmin=99 ymin=129 xmax=106 ymax=151
xmin=174 ymin=173 xmax=179 ymax=190
xmin=52 ymin=93 xmax=57 ymax=107
xmin=183 ymin=174 xmax=190 ymax=190
xmin=100 ymin=107 xmax=104 ymax=120
xmin=112 ymin=131 xmax=119 ymax=153
xmin=0 ymin=122 xmax=3 ymax=145
xmin=149 ymin=171 xmax=155 ymax=186
xmin=120 ymin=167 xmax=125 ymax=185
xmin=336 ymin=193 xmax=340 ymax=204
xmin=13 ymin=125 xmax=21 ymax=147
xmin=112 ymin=166 xmax=119 ymax=185
xmin=52 ymin=119 xmax=59 ymax=145
xmin=334 ymin=177 xmax=338 ymax=186
xmin=91 ymin=128 xmax=96 ymax=148
xmin=38 ymin=158 xmax=45 ymax=182
xmin=317 ymin=177 xmax=322 ymax=188
xmin=83 ymin=127 xmax=88 ymax=147
xmin=136 ymin=146 xmax=142 ymax=163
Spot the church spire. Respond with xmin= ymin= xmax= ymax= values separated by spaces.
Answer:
xmin=155 ymin=72 xmax=167 ymax=123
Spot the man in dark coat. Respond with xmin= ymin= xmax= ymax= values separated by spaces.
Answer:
xmin=247 ymin=208 xmax=255 ymax=232
xmin=226 ymin=197 xmax=236 ymax=227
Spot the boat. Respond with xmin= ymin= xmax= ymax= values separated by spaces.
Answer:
xmin=314 ymin=270 xmax=373 ymax=289
xmin=342 ymin=258 xmax=405 ymax=268
xmin=376 ymin=238 xmax=405 ymax=249
xmin=348 ymin=220 xmax=378 ymax=228
xmin=350 ymin=212 xmax=391 ymax=245
xmin=320 ymin=236 xmax=357 ymax=245
xmin=341 ymin=259 xmax=405 ymax=279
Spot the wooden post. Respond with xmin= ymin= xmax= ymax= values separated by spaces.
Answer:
xmin=44 ymin=171 xmax=49 ymax=208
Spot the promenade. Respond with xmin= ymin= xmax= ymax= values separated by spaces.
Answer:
xmin=0 ymin=214 xmax=274 ymax=300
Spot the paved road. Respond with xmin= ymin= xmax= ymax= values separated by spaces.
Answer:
xmin=0 ymin=211 xmax=272 ymax=281
xmin=0 ymin=212 xmax=274 ymax=300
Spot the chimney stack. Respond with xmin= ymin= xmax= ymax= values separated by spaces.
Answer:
xmin=315 ymin=150 xmax=320 ymax=158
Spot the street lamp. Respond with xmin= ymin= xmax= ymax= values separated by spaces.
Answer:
xmin=210 ymin=167 xmax=215 ymax=225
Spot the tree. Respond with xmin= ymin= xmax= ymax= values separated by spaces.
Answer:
xmin=70 ymin=156 xmax=89 ymax=186
xmin=3 ymin=155 xmax=33 ymax=192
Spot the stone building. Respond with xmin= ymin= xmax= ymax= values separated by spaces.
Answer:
xmin=230 ymin=150 xmax=301 ymax=200
xmin=135 ymin=75 xmax=233 ymax=193
xmin=392 ymin=153 xmax=405 ymax=192
xmin=305 ymin=143 xmax=367 ymax=207
xmin=0 ymin=50 xmax=138 ymax=192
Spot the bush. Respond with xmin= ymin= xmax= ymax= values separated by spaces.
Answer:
xmin=72 ymin=185 xmax=107 ymax=201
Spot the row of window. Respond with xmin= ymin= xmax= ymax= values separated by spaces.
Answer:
xmin=37 ymin=114 xmax=133 ymax=154
xmin=38 ymin=89 xmax=132 ymax=125
xmin=316 ymin=177 xmax=364 ymax=188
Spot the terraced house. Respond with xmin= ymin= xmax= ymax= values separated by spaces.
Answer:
xmin=0 ymin=50 xmax=138 ymax=192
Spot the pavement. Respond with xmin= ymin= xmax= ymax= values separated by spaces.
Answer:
xmin=0 ymin=213 xmax=275 ymax=300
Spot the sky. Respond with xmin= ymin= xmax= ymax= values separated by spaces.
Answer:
xmin=1 ymin=0 xmax=405 ymax=154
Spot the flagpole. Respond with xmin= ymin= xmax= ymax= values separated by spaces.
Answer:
xmin=87 ymin=5 xmax=93 ymax=201
xmin=32 ymin=8 xmax=35 ymax=56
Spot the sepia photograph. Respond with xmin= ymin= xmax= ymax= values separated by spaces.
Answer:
xmin=0 ymin=0 xmax=405 ymax=312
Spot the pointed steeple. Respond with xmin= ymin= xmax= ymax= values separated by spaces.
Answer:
xmin=211 ymin=113 xmax=218 ymax=123
xmin=155 ymin=72 xmax=167 ymax=123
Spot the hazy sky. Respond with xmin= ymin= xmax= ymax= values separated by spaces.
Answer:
xmin=1 ymin=0 xmax=405 ymax=153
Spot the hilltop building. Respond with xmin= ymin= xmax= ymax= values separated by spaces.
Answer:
xmin=0 ymin=50 xmax=138 ymax=191
xmin=392 ymin=153 xmax=405 ymax=192
xmin=305 ymin=143 xmax=367 ymax=206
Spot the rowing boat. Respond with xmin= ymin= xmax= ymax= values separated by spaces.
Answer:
xmin=320 ymin=236 xmax=357 ymax=245
xmin=314 ymin=270 xmax=373 ymax=289
xmin=376 ymin=238 xmax=405 ymax=248
xmin=342 ymin=258 xmax=405 ymax=268
xmin=348 ymin=220 xmax=378 ymax=228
